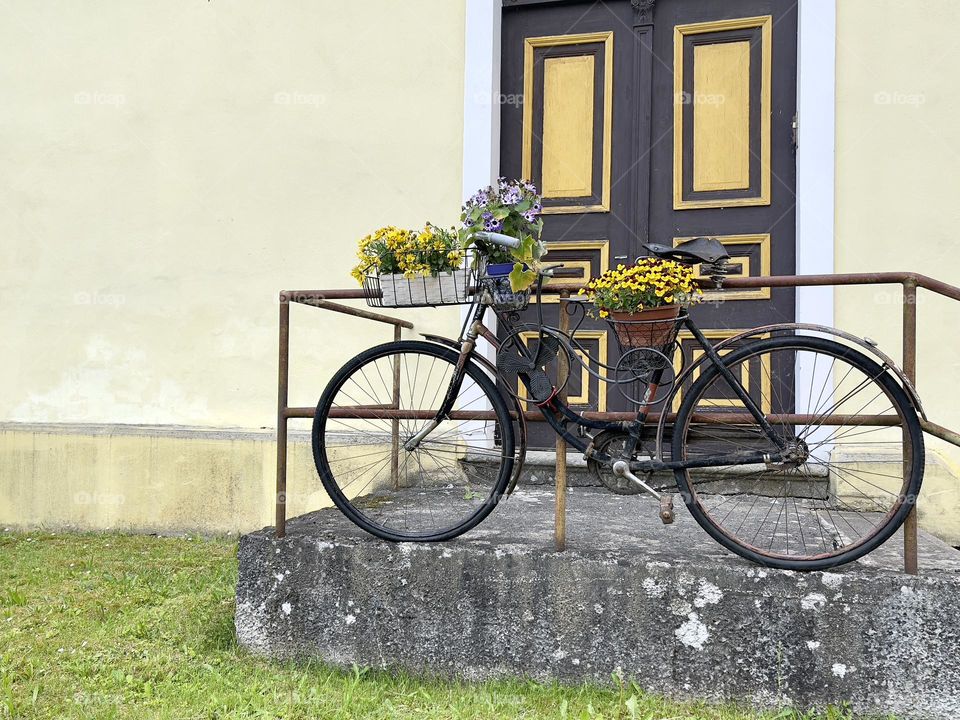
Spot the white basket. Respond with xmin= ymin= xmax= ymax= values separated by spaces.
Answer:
xmin=378 ymin=271 xmax=469 ymax=307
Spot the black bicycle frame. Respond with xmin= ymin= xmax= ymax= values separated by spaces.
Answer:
xmin=441 ymin=293 xmax=787 ymax=473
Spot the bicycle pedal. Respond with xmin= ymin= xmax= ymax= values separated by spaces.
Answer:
xmin=659 ymin=494 xmax=675 ymax=525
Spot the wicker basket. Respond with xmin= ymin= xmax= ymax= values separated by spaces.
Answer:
xmin=606 ymin=305 xmax=682 ymax=352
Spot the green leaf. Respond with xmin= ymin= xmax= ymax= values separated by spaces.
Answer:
xmin=530 ymin=239 xmax=547 ymax=261
xmin=492 ymin=207 xmax=510 ymax=220
xmin=515 ymin=236 xmax=537 ymax=264
xmin=515 ymin=199 xmax=532 ymax=212
xmin=508 ymin=263 xmax=537 ymax=292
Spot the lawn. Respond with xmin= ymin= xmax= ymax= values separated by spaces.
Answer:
xmin=0 ymin=532 xmax=871 ymax=720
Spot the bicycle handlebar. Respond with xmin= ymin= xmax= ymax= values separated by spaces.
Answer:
xmin=473 ymin=231 xmax=521 ymax=250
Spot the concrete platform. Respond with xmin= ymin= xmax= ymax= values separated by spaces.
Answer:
xmin=236 ymin=487 xmax=960 ymax=719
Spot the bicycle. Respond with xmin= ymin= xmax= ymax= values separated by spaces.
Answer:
xmin=312 ymin=233 xmax=924 ymax=570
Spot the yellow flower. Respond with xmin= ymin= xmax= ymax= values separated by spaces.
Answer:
xmin=578 ymin=257 xmax=700 ymax=313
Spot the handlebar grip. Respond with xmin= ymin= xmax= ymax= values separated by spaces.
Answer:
xmin=473 ymin=231 xmax=521 ymax=250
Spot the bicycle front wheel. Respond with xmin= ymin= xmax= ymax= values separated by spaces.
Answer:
xmin=312 ymin=340 xmax=515 ymax=542
xmin=672 ymin=335 xmax=923 ymax=570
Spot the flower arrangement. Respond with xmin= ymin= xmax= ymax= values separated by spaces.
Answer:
xmin=351 ymin=224 xmax=463 ymax=285
xmin=578 ymin=258 xmax=702 ymax=318
xmin=460 ymin=178 xmax=546 ymax=291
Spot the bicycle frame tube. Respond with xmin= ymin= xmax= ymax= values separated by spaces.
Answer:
xmin=680 ymin=319 xmax=790 ymax=451
xmin=422 ymin=300 xmax=788 ymax=471
xmin=436 ymin=299 xmax=488 ymax=418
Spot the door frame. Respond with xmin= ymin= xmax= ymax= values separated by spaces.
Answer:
xmin=460 ymin=0 xmax=836 ymax=330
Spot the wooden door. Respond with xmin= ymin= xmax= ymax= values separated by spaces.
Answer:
xmin=500 ymin=0 xmax=797 ymax=447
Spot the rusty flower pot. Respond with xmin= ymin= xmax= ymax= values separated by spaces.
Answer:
xmin=608 ymin=304 xmax=681 ymax=350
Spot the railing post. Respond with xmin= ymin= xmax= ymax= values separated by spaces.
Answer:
xmin=391 ymin=324 xmax=402 ymax=488
xmin=555 ymin=291 xmax=570 ymax=551
xmin=276 ymin=294 xmax=290 ymax=538
xmin=902 ymin=280 xmax=919 ymax=574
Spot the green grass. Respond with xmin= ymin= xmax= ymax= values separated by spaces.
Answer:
xmin=0 ymin=532 xmax=875 ymax=720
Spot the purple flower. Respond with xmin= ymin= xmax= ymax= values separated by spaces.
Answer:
xmin=502 ymin=186 xmax=522 ymax=205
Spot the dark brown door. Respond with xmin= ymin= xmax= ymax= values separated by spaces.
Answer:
xmin=500 ymin=0 xmax=797 ymax=446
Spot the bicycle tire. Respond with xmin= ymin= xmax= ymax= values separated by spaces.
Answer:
xmin=312 ymin=340 xmax=515 ymax=542
xmin=671 ymin=335 xmax=923 ymax=570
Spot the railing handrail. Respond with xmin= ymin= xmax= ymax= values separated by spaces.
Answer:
xmin=280 ymin=291 xmax=412 ymax=329
xmin=278 ymin=269 xmax=960 ymax=574
xmin=282 ymin=271 xmax=960 ymax=302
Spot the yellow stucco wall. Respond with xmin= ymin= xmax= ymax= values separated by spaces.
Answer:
xmin=0 ymin=424 xmax=327 ymax=534
xmin=835 ymin=0 xmax=960 ymax=541
xmin=0 ymin=0 xmax=465 ymax=428
xmin=0 ymin=0 xmax=467 ymax=534
xmin=4 ymin=1 xmax=960 ymax=544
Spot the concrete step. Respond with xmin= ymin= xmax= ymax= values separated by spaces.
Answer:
xmin=472 ymin=450 xmax=831 ymax=498
xmin=237 ymin=487 xmax=960 ymax=719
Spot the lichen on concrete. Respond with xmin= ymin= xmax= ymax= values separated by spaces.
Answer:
xmin=236 ymin=487 xmax=960 ymax=719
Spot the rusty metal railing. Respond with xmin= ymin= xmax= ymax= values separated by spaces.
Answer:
xmin=276 ymin=272 xmax=960 ymax=574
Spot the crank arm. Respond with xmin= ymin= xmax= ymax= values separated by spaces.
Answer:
xmin=612 ymin=460 xmax=675 ymax=524
xmin=612 ymin=460 xmax=662 ymax=500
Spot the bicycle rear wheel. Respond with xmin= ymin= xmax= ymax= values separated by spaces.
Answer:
xmin=312 ymin=340 xmax=515 ymax=541
xmin=672 ymin=335 xmax=923 ymax=570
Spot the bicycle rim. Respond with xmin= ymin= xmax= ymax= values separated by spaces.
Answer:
xmin=313 ymin=341 xmax=514 ymax=541
xmin=672 ymin=335 xmax=923 ymax=570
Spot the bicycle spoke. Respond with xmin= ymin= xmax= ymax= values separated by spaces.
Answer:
xmin=675 ymin=338 xmax=920 ymax=568
xmin=315 ymin=344 xmax=513 ymax=540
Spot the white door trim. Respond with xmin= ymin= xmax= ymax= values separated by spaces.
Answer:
xmin=795 ymin=0 xmax=836 ymax=327
xmin=462 ymin=0 xmax=502 ymax=200
xmin=461 ymin=0 xmax=504 ymax=379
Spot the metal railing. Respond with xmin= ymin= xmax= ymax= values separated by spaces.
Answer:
xmin=276 ymin=272 xmax=960 ymax=574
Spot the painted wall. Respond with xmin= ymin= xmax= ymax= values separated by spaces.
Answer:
xmin=0 ymin=0 xmax=466 ymax=429
xmin=0 ymin=0 xmax=468 ymax=533
xmin=835 ymin=0 xmax=960 ymax=540
xmin=0 ymin=424 xmax=325 ymax=534
xmin=4 ymin=0 xmax=960 ymax=543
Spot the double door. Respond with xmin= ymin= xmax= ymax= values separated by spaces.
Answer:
xmin=499 ymin=0 xmax=798 ymax=445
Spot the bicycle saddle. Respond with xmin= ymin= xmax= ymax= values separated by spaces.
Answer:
xmin=643 ymin=237 xmax=729 ymax=265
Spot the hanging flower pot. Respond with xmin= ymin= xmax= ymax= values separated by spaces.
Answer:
xmin=378 ymin=270 xmax=467 ymax=307
xmin=608 ymin=305 xmax=682 ymax=350
xmin=578 ymin=258 xmax=703 ymax=351
xmin=352 ymin=225 xmax=475 ymax=308
xmin=485 ymin=262 xmax=515 ymax=277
